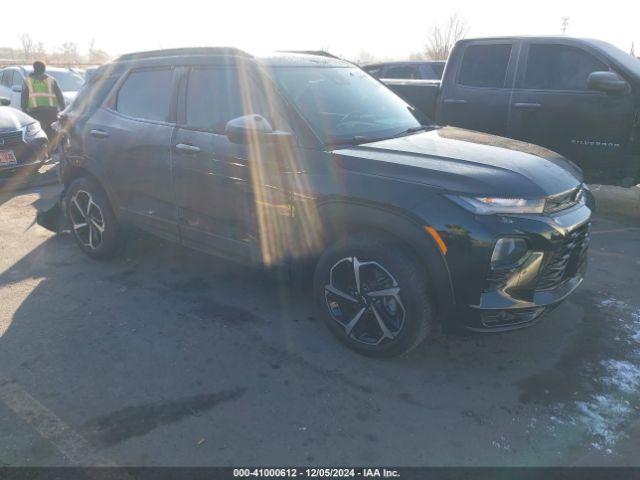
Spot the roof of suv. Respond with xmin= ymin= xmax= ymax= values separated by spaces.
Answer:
xmin=110 ymin=47 xmax=352 ymax=68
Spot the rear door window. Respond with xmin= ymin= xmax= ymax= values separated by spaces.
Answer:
xmin=116 ymin=68 xmax=174 ymax=122
xmin=458 ymin=44 xmax=512 ymax=88
xmin=522 ymin=44 xmax=608 ymax=91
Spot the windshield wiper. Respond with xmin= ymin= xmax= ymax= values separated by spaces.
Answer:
xmin=325 ymin=135 xmax=375 ymax=147
xmin=395 ymin=125 xmax=430 ymax=136
xmin=326 ymin=126 xmax=435 ymax=148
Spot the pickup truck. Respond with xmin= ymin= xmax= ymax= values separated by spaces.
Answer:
xmin=381 ymin=37 xmax=640 ymax=185
xmin=363 ymin=61 xmax=446 ymax=80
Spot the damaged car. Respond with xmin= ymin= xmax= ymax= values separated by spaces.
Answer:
xmin=53 ymin=48 xmax=593 ymax=357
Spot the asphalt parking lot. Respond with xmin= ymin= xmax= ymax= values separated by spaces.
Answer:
xmin=0 ymin=184 xmax=639 ymax=467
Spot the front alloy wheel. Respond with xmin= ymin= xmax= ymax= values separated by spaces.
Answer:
xmin=314 ymin=234 xmax=434 ymax=357
xmin=325 ymin=257 xmax=406 ymax=346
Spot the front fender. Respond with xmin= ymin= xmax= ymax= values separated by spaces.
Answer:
xmin=311 ymin=200 xmax=456 ymax=311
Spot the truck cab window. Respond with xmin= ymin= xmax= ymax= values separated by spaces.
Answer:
xmin=364 ymin=67 xmax=383 ymax=78
xmin=422 ymin=64 xmax=443 ymax=80
xmin=384 ymin=66 xmax=421 ymax=79
xmin=458 ymin=44 xmax=512 ymax=88
xmin=522 ymin=44 xmax=608 ymax=91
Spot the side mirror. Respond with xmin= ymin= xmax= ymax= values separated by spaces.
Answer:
xmin=587 ymin=71 xmax=628 ymax=94
xmin=225 ymin=114 xmax=293 ymax=147
xmin=225 ymin=114 xmax=274 ymax=144
xmin=0 ymin=97 xmax=10 ymax=106
xmin=12 ymin=85 xmax=23 ymax=93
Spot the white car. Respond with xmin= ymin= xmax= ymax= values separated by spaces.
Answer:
xmin=0 ymin=66 xmax=84 ymax=111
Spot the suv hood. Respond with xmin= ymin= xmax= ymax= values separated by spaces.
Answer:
xmin=332 ymin=127 xmax=583 ymax=198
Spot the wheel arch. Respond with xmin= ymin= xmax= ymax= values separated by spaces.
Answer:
xmin=60 ymin=157 xmax=118 ymax=212
xmin=307 ymin=200 xmax=456 ymax=315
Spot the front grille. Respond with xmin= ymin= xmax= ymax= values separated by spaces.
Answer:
xmin=544 ymin=188 xmax=580 ymax=214
xmin=0 ymin=129 xmax=24 ymax=147
xmin=481 ymin=307 xmax=545 ymax=328
xmin=485 ymin=269 xmax=511 ymax=292
xmin=537 ymin=222 xmax=590 ymax=290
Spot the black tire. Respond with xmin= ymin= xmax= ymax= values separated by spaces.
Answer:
xmin=313 ymin=233 xmax=434 ymax=357
xmin=64 ymin=176 xmax=121 ymax=260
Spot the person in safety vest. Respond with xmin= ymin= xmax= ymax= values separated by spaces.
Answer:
xmin=20 ymin=61 xmax=66 ymax=138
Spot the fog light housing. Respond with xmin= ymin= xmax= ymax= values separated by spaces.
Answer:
xmin=491 ymin=237 xmax=528 ymax=268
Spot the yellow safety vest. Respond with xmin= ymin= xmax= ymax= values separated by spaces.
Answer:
xmin=26 ymin=75 xmax=59 ymax=110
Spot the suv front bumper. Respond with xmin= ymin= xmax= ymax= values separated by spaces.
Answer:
xmin=451 ymin=203 xmax=592 ymax=332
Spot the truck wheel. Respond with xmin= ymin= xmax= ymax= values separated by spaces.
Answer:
xmin=64 ymin=177 xmax=121 ymax=260
xmin=313 ymin=234 xmax=434 ymax=357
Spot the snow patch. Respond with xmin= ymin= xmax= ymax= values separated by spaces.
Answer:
xmin=554 ymin=296 xmax=640 ymax=451
xmin=601 ymin=359 xmax=640 ymax=394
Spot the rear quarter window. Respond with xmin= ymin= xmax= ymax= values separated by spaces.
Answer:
xmin=70 ymin=74 xmax=119 ymax=116
xmin=458 ymin=44 xmax=512 ymax=88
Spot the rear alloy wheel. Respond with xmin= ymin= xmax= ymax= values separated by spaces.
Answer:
xmin=68 ymin=189 xmax=106 ymax=251
xmin=64 ymin=177 xmax=121 ymax=260
xmin=314 ymin=235 xmax=433 ymax=357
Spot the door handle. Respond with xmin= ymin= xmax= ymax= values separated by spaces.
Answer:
xmin=175 ymin=143 xmax=201 ymax=154
xmin=89 ymin=129 xmax=109 ymax=139
xmin=513 ymin=102 xmax=542 ymax=110
xmin=443 ymin=98 xmax=468 ymax=105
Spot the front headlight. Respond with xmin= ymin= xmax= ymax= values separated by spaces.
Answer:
xmin=23 ymin=121 xmax=42 ymax=138
xmin=447 ymin=195 xmax=545 ymax=215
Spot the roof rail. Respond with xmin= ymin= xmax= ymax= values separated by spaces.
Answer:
xmin=282 ymin=50 xmax=342 ymax=60
xmin=115 ymin=47 xmax=252 ymax=62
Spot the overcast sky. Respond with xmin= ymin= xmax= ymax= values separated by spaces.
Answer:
xmin=4 ymin=0 xmax=639 ymax=59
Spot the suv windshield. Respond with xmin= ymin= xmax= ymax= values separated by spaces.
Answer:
xmin=269 ymin=67 xmax=423 ymax=146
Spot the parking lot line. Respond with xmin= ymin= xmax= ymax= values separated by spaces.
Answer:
xmin=0 ymin=379 xmax=115 ymax=466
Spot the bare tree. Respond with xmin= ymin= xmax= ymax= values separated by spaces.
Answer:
xmin=18 ymin=33 xmax=35 ymax=59
xmin=354 ymin=49 xmax=377 ymax=66
xmin=88 ymin=39 xmax=110 ymax=64
xmin=34 ymin=42 xmax=46 ymax=59
xmin=55 ymin=42 xmax=81 ymax=63
xmin=424 ymin=13 xmax=469 ymax=60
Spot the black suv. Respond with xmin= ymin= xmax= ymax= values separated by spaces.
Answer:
xmin=57 ymin=48 xmax=592 ymax=357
